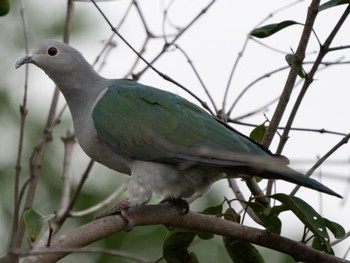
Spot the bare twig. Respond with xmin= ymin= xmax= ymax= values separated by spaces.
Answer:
xmin=56 ymin=130 xmax=76 ymax=219
xmin=17 ymin=247 xmax=151 ymax=263
xmin=224 ymin=0 xmax=306 ymax=116
xmin=261 ymin=0 xmax=321 ymax=148
xmin=10 ymin=0 xmax=30 ymax=250
xmin=172 ymin=44 xmax=218 ymax=113
xmin=13 ymin=0 xmax=76 ymax=250
xmin=290 ymin=132 xmax=350 ymax=196
xmin=227 ymin=179 xmax=263 ymax=224
xmin=90 ymin=0 xmax=217 ymax=114
xmin=69 ymin=181 xmax=128 ymax=218
xmin=276 ymin=3 xmax=350 ymax=154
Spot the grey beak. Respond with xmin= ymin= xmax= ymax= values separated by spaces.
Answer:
xmin=15 ymin=55 xmax=33 ymax=69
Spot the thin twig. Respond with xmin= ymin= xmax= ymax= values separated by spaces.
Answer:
xmin=13 ymin=0 xmax=76 ymax=249
xmin=261 ymin=0 xmax=321 ymax=148
xmin=276 ymin=3 xmax=350 ymax=154
xmin=10 ymin=0 xmax=30 ymax=250
xmin=90 ymin=0 xmax=216 ymax=114
xmin=66 ymin=160 xmax=95 ymax=215
xmin=69 ymin=181 xmax=128 ymax=217
xmin=173 ymin=44 xmax=218 ymax=113
xmin=56 ymin=130 xmax=76 ymax=219
xmin=17 ymin=247 xmax=151 ymax=263
xmin=224 ymin=0 xmax=306 ymax=115
xmin=290 ymin=132 xmax=350 ymax=196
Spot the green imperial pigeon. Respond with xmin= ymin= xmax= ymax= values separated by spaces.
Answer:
xmin=16 ymin=40 xmax=341 ymax=220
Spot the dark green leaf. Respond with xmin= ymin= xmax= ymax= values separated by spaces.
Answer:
xmin=324 ymin=218 xmax=346 ymax=239
xmin=312 ymin=236 xmax=334 ymax=254
xmin=163 ymin=228 xmax=199 ymax=263
xmin=23 ymin=209 xmax=55 ymax=241
xmin=201 ymin=202 xmax=223 ymax=216
xmin=223 ymin=208 xmax=241 ymax=223
xmin=163 ymin=203 xmax=224 ymax=259
xmin=0 ymin=0 xmax=10 ymax=16
xmin=251 ymin=20 xmax=300 ymax=38
xmin=196 ymin=204 xmax=224 ymax=240
xmin=285 ymin=54 xmax=306 ymax=78
xmin=222 ymin=208 xmax=265 ymax=263
xmin=245 ymin=202 xmax=282 ymax=234
xmin=223 ymin=239 xmax=265 ymax=263
xmin=319 ymin=0 xmax=350 ymax=11
xmin=271 ymin=194 xmax=329 ymax=241
xmin=250 ymin=124 xmax=266 ymax=143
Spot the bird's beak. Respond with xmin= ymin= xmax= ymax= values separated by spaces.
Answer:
xmin=15 ymin=55 xmax=33 ymax=69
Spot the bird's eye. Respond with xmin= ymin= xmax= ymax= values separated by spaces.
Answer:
xmin=47 ymin=47 xmax=58 ymax=56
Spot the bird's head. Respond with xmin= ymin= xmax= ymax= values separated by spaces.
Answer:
xmin=16 ymin=40 xmax=93 ymax=80
xmin=15 ymin=39 xmax=102 ymax=95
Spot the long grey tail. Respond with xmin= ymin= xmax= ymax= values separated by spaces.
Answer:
xmin=230 ymin=164 xmax=342 ymax=198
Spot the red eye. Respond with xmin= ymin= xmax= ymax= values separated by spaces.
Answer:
xmin=47 ymin=47 xmax=58 ymax=56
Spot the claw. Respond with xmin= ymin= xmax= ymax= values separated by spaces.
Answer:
xmin=95 ymin=198 xmax=134 ymax=230
xmin=161 ymin=198 xmax=189 ymax=215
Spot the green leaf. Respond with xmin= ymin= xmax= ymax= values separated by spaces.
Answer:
xmin=163 ymin=228 xmax=199 ymax=263
xmin=23 ymin=209 xmax=55 ymax=241
xmin=201 ymin=202 xmax=223 ymax=216
xmin=223 ymin=208 xmax=241 ymax=223
xmin=196 ymin=204 xmax=223 ymax=240
xmin=0 ymin=0 xmax=10 ymax=16
xmin=324 ymin=218 xmax=346 ymax=239
xmin=312 ymin=236 xmax=334 ymax=254
xmin=249 ymin=123 xmax=266 ymax=143
xmin=285 ymin=54 xmax=306 ymax=78
xmin=245 ymin=202 xmax=282 ymax=234
xmin=222 ymin=207 xmax=265 ymax=263
xmin=223 ymin=238 xmax=265 ymax=263
xmin=271 ymin=194 xmax=330 ymax=241
xmin=319 ymin=0 xmax=350 ymax=11
xmin=250 ymin=20 xmax=300 ymax=38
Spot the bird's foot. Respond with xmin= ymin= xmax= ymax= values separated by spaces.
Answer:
xmin=95 ymin=198 xmax=134 ymax=231
xmin=161 ymin=198 xmax=189 ymax=215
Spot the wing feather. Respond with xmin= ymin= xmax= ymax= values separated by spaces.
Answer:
xmin=92 ymin=79 xmax=270 ymax=166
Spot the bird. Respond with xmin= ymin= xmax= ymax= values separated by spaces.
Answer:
xmin=16 ymin=40 xmax=341 ymax=221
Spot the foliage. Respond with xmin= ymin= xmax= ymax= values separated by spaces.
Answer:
xmin=1 ymin=0 xmax=350 ymax=263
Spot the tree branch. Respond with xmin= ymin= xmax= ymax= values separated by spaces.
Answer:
xmin=261 ymin=0 xmax=320 ymax=148
xmin=16 ymin=203 xmax=349 ymax=263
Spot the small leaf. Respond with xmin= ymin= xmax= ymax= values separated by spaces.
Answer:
xmin=324 ymin=218 xmax=346 ymax=239
xmin=251 ymin=20 xmax=300 ymax=38
xmin=245 ymin=202 xmax=282 ymax=234
xmin=0 ymin=0 xmax=10 ymax=16
xmin=250 ymin=124 xmax=266 ymax=143
xmin=196 ymin=204 xmax=223 ymax=240
xmin=23 ymin=209 xmax=55 ymax=241
xmin=163 ymin=228 xmax=199 ymax=263
xmin=271 ymin=194 xmax=330 ymax=241
xmin=201 ymin=202 xmax=223 ymax=216
xmin=223 ymin=238 xmax=266 ymax=263
xmin=319 ymin=0 xmax=350 ymax=11
xmin=222 ymin=208 xmax=265 ymax=263
xmin=223 ymin=208 xmax=241 ymax=223
xmin=285 ymin=54 xmax=306 ymax=78
xmin=312 ymin=236 xmax=334 ymax=254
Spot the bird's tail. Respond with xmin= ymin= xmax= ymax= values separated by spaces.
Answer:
xmin=252 ymin=165 xmax=341 ymax=198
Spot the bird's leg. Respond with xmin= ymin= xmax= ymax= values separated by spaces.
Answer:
xmin=95 ymin=198 xmax=135 ymax=230
xmin=160 ymin=197 xmax=189 ymax=215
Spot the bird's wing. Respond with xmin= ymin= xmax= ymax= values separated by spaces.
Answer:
xmin=92 ymin=79 xmax=270 ymax=166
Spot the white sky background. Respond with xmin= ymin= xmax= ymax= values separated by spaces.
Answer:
xmin=3 ymin=0 xmax=350 ymax=260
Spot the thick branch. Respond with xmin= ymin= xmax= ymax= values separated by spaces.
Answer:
xmin=17 ymin=203 xmax=349 ymax=263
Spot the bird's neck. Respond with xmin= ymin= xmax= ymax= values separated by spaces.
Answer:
xmin=51 ymin=66 xmax=112 ymax=134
